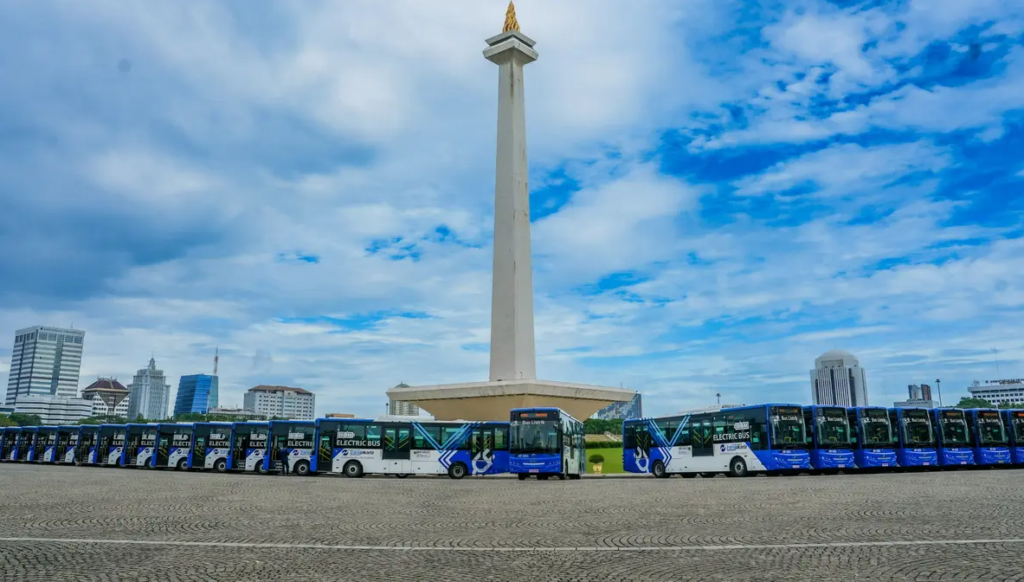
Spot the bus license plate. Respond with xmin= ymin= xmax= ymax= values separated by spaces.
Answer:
xmin=961 ymin=461 xmax=967 ymax=465
xmin=838 ymin=465 xmax=845 ymax=468
xmin=792 ymin=465 xmax=800 ymax=469
xmin=882 ymin=463 xmax=889 ymax=467
xmin=529 ymin=469 xmax=539 ymax=473
xmin=923 ymin=462 xmax=930 ymax=466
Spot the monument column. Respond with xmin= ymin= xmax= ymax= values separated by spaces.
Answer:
xmin=484 ymin=2 xmax=538 ymax=382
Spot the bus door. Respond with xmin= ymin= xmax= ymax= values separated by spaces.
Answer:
xmin=155 ymin=431 xmax=171 ymax=467
xmin=470 ymin=426 xmax=495 ymax=475
xmin=316 ymin=429 xmax=333 ymax=473
xmin=272 ymin=434 xmax=287 ymax=471
xmin=383 ymin=424 xmax=411 ymax=469
xmin=692 ymin=418 xmax=714 ymax=458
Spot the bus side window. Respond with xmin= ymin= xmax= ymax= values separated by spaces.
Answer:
xmin=366 ymin=425 xmax=382 ymax=446
xmin=495 ymin=427 xmax=508 ymax=451
xmin=748 ymin=408 xmax=768 ymax=451
xmin=677 ymin=426 xmax=691 ymax=447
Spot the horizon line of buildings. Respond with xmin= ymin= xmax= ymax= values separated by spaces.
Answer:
xmin=2 ymin=325 xmax=317 ymax=425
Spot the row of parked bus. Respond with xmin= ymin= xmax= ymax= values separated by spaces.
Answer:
xmin=623 ymin=404 xmax=1024 ymax=477
xmin=4 ymin=404 xmax=1022 ymax=480
xmin=0 ymin=408 xmax=587 ymax=480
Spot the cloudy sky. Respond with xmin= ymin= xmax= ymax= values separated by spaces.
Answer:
xmin=1 ymin=0 xmax=1022 ymax=418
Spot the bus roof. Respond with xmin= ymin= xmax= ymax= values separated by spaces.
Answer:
xmin=155 ymin=423 xmax=194 ymax=429
xmin=232 ymin=421 xmax=268 ymax=427
xmin=194 ymin=421 xmax=234 ymax=427
xmin=269 ymin=420 xmax=314 ymax=426
xmin=99 ymin=424 xmax=127 ymax=428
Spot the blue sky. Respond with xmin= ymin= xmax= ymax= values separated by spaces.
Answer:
xmin=1 ymin=0 xmax=1022 ymax=417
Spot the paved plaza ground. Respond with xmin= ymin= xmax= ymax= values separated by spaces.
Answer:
xmin=1 ymin=464 xmax=1023 ymax=581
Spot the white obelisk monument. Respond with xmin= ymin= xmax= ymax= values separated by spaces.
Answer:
xmin=386 ymin=2 xmax=635 ymax=421
xmin=484 ymin=3 xmax=538 ymax=382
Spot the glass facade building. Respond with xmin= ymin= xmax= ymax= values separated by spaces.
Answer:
xmin=174 ymin=374 xmax=219 ymax=416
xmin=593 ymin=394 xmax=642 ymax=420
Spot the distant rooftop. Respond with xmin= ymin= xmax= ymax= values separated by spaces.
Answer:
xmin=82 ymin=378 xmax=129 ymax=393
xmin=247 ymin=385 xmax=313 ymax=395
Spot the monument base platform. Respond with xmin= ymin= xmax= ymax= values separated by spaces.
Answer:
xmin=385 ymin=379 xmax=636 ymax=421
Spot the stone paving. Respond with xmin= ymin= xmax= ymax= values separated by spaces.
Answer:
xmin=1 ymin=463 xmax=1023 ymax=581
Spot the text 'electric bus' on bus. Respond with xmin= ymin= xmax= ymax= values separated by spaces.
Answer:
xmin=848 ymin=407 xmax=898 ymax=469
xmin=965 ymin=409 xmax=1011 ymax=466
xmin=624 ymin=404 xmax=811 ymax=478
xmin=1003 ymin=410 xmax=1024 ymax=465
xmin=229 ymin=421 xmax=268 ymax=472
xmin=932 ymin=408 xmax=975 ymax=467
xmin=313 ymin=417 xmax=510 ymax=479
xmin=510 ymin=408 xmax=584 ymax=480
xmin=803 ymin=406 xmax=856 ymax=471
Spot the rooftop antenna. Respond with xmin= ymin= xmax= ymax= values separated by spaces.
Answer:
xmin=214 ymin=347 xmax=219 ymax=376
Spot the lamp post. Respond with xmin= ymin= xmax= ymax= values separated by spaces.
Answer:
xmin=716 ymin=392 xmax=721 ymax=405
xmin=935 ymin=379 xmax=942 ymax=408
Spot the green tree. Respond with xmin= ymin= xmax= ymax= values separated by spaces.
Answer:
xmin=998 ymin=402 xmax=1024 ymax=409
xmin=588 ymin=453 xmax=605 ymax=465
xmin=0 ymin=414 xmax=15 ymax=427
xmin=9 ymin=413 xmax=42 ymax=426
xmin=584 ymin=418 xmax=623 ymax=435
xmin=952 ymin=397 xmax=995 ymax=409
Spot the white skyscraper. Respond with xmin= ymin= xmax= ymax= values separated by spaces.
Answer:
xmin=810 ymin=350 xmax=869 ymax=407
xmin=244 ymin=385 xmax=316 ymax=420
xmin=127 ymin=357 xmax=171 ymax=421
xmin=6 ymin=326 xmax=85 ymax=405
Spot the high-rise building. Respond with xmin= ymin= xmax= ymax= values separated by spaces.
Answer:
xmin=908 ymin=384 xmax=933 ymax=401
xmin=244 ymin=385 xmax=315 ymax=420
xmin=81 ymin=378 xmax=131 ymax=418
xmin=6 ymin=326 xmax=85 ymax=405
xmin=127 ymin=357 xmax=171 ymax=421
xmin=592 ymin=393 xmax=642 ymax=420
xmin=174 ymin=374 xmax=219 ymax=416
xmin=13 ymin=396 xmax=92 ymax=425
xmin=810 ymin=350 xmax=869 ymax=407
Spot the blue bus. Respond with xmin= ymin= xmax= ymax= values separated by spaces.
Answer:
xmin=190 ymin=422 xmax=234 ymax=471
xmin=1003 ymin=410 xmax=1024 ymax=465
xmin=20 ymin=427 xmax=39 ymax=462
xmin=624 ymin=404 xmax=811 ymax=478
xmin=932 ymin=409 xmax=975 ymax=467
xmin=121 ymin=424 xmax=158 ymax=468
xmin=229 ymin=421 xmax=269 ymax=472
xmin=313 ymin=417 xmax=510 ymax=479
xmin=56 ymin=426 xmax=80 ymax=464
xmin=803 ymin=406 xmax=856 ymax=471
xmin=847 ymin=407 xmax=898 ymax=469
xmin=98 ymin=424 xmax=127 ymax=466
xmin=151 ymin=423 xmax=194 ymax=470
xmin=510 ymin=408 xmax=584 ymax=480
xmin=965 ymin=409 xmax=1011 ymax=466
xmin=1 ymin=427 xmax=21 ymax=461
xmin=77 ymin=426 xmax=101 ymax=465
xmin=264 ymin=420 xmax=315 ymax=475
xmin=888 ymin=408 xmax=938 ymax=467
xmin=35 ymin=426 xmax=59 ymax=463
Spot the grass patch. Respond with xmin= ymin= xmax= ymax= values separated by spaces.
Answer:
xmin=586 ymin=446 xmax=624 ymax=474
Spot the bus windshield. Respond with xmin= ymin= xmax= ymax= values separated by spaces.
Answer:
xmin=901 ymin=410 xmax=934 ymax=445
xmin=860 ymin=410 xmax=893 ymax=446
xmin=510 ymin=420 xmax=559 ymax=455
xmin=770 ymin=407 xmax=807 ymax=449
xmin=815 ymin=408 xmax=851 ymax=447
xmin=1012 ymin=415 xmax=1024 ymax=442
xmin=938 ymin=412 xmax=969 ymax=445
xmin=976 ymin=412 xmax=1007 ymax=445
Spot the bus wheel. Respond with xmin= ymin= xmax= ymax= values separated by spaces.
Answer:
xmin=214 ymin=459 xmax=227 ymax=473
xmin=517 ymin=474 xmax=528 ymax=481
xmin=448 ymin=463 xmax=468 ymax=480
xmin=257 ymin=462 xmax=268 ymax=475
xmin=395 ymin=473 xmax=409 ymax=479
xmin=728 ymin=457 xmax=748 ymax=478
xmin=700 ymin=472 xmax=716 ymax=479
xmin=343 ymin=461 xmax=363 ymax=478
xmin=176 ymin=459 xmax=188 ymax=471
xmin=294 ymin=460 xmax=310 ymax=477
xmin=652 ymin=461 xmax=667 ymax=479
